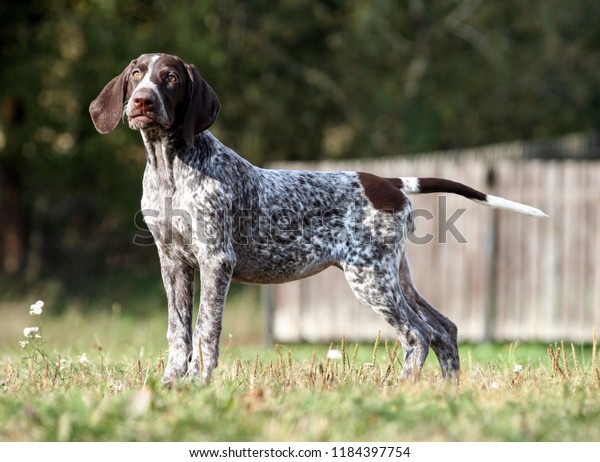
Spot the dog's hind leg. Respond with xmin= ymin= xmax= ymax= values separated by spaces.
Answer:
xmin=343 ymin=257 xmax=432 ymax=380
xmin=398 ymin=255 xmax=460 ymax=380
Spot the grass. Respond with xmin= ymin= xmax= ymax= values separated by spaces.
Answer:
xmin=1 ymin=296 xmax=599 ymax=442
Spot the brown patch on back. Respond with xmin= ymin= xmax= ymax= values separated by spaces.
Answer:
xmin=357 ymin=172 xmax=407 ymax=213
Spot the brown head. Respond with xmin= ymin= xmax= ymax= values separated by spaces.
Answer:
xmin=89 ymin=53 xmax=220 ymax=146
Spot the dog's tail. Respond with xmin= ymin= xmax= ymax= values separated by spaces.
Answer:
xmin=399 ymin=177 xmax=548 ymax=218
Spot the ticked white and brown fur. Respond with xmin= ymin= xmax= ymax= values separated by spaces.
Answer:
xmin=90 ymin=53 xmax=546 ymax=385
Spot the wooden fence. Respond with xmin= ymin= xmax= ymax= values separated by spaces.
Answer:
xmin=264 ymin=134 xmax=600 ymax=343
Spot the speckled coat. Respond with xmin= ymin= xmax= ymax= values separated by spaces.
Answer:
xmin=90 ymin=53 xmax=545 ymax=385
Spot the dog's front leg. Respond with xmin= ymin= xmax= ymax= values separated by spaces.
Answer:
xmin=157 ymin=250 xmax=195 ymax=386
xmin=188 ymin=245 xmax=236 ymax=384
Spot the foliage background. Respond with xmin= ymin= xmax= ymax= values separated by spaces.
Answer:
xmin=1 ymin=0 xmax=600 ymax=304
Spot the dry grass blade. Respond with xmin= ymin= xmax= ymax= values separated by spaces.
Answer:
xmin=350 ymin=344 xmax=359 ymax=372
xmin=570 ymin=343 xmax=579 ymax=376
xmin=321 ymin=356 xmax=331 ymax=388
xmin=268 ymin=359 xmax=275 ymax=384
xmin=372 ymin=331 xmax=381 ymax=365
xmin=52 ymin=355 xmax=61 ymax=386
xmin=385 ymin=339 xmax=400 ymax=374
xmin=381 ymin=364 xmax=393 ymax=386
xmin=309 ymin=351 xmax=316 ymax=386
xmin=275 ymin=344 xmax=283 ymax=369
xmin=137 ymin=359 xmax=143 ymax=386
xmin=560 ymin=340 xmax=570 ymax=379
xmin=234 ymin=358 xmax=243 ymax=380
xmin=250 ymin=353 xmax=259 ymax=388
xmin=392 ymin=339 xmax=400 ymax=364
xmin=548 ymin=345 xmax=565 ymax=379
xmin=155 ymin=351 xmax=165 ymax=375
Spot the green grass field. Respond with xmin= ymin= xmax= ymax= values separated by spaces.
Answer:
xmin=1 ymin=295 xmax=599 ymax=442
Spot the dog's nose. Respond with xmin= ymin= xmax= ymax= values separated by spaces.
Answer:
xmin=132 ymin=91 xmax=155 ymax=110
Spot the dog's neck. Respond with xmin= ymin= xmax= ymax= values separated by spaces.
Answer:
xmin=140 ymin=129 xmax=215 ymax=191
xmin=140 ymin=129 xmax=187 ymax=190
xmin=141 ymin=127 xmax=185 ymax=162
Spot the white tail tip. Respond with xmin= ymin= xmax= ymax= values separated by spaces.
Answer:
xmin=483 ymin=195 xmax=548 ymax=218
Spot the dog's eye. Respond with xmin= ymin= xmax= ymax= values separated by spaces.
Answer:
xmin=166 ymin=73 xmax=178 ymax=83
xmin=131 ymin=69 xmax=142 ymax=79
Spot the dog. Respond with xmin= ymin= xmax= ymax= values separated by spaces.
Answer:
xmin=90 ymin=53 xmax=546 ymax=384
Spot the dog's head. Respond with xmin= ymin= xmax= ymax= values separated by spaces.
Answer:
xmin=89 ymin=53 xmax=220 ymax=146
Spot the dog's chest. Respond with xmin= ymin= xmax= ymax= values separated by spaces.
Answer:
xmin=140 ymin=165 xmax=227 ymax=264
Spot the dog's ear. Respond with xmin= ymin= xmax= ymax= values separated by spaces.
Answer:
xmin=183 ymin=63 xmax=220 ymax=146
xmin=89 ymin=59 xmax=137 ymax=134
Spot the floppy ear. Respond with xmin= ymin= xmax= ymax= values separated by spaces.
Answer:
xmin=183 ymin=63 xmax=220 ymax=146
xmin=89 ymin=59 xmax=136 ymax=134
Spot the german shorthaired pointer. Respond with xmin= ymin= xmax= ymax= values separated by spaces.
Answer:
xmin=90 ymin=53 xmax=546 ymax=385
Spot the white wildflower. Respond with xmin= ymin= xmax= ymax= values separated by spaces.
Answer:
xmin=19 ymin=340 xmax=29 ymax=348
xmin=491 ymin=381 xmax=499 ymax=389
xmin=327 ymin=349 xmax=342 ymax=360
xmin=78 ymin=353 xmax=89 ymax=364
xmin=513 ymin=363 xmax=523 ymax=373
xmin=59 ymin=359 xmax=69 ymax=371
xmin=29 ymin=300 xmax=44 ymax=316
xmin=23 ymin=327 xmax=40 ymax=338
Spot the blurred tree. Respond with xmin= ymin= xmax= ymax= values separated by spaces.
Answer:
xmin=1 ymin=0 xmax=42 ymax=274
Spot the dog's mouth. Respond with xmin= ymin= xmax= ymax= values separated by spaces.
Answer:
xmin=128 ymin=114 xmax=153 ymax=124
xmin=127 ymin=112 xmax=170 ymax=130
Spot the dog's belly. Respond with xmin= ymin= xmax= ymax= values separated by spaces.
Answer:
xmin=231 ymin=243 xmax=342 ymax=284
